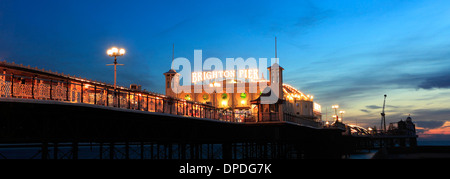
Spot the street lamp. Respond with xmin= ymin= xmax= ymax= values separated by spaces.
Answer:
xmin=106 ymin=47 xmax=125 ymax=106
xmin=332 ymin=104 xmax=339 ymax=115
xmin=339 ymin=110 xmax=345 ymax=122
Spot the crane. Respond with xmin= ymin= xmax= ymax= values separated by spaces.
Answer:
xmin=380 ymin=94 xmax=387 ymax=133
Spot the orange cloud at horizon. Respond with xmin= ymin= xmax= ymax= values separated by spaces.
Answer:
xmin=422 ymin=121 xmax=450 ymax=136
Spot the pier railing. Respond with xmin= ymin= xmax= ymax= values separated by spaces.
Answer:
xmin=0 ymin=61 xmax=322 ymax=126
xmin=0 ymin=72 xmax=242 ymax=122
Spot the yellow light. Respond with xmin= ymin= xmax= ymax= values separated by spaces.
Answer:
xmin=221 ymin=100 xmax=227 ymax=106
xmin=111 ymin=47 xmax=119 ymax=54
xmin=332 ymin=105 xmax=339 ymax=109
xmin=84 ymin=84 xmax=90 ymax=89
xmin=241 ymin=100 xmax=246 ymax=105
xmin=119 ymin=48 xmax=126 ymax=55
xmin=107 ymin=49 xmax=113 ymax=56
xmin=340 ymin=111 xmax=345 ymax=114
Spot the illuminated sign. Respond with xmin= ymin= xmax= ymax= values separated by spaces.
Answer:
xmin=192 ymin=69 xmax=259 ymax=83
xmin=314 ymin=102 xmax=321 ymax=113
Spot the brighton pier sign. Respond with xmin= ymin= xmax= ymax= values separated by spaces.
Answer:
xmin=191 ymin=69 xmax=259 ymax=83
xmin=170 ymin=50 xmax=282 ymax=104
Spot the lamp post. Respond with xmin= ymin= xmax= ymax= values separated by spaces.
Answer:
xmin=107 ymin=47 xmax=125 ymax=107
xmin=332 ymin=105 xmax=339 ymax=122
xmin=339 ymin=110 xmax=345 ymax=123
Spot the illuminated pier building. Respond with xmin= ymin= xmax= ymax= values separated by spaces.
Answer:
xmin=164 ymin=64 xmax=322 ymax=127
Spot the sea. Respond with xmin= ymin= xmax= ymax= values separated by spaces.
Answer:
xmin=417 ymin=140 xmax=450 ymax=146
xmin=1 ymin=140 xmax=449 ymax=159
xmin=347 ymin=140 xmax=450 ymax=159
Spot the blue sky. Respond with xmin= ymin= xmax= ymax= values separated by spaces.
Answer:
xmin=1 ymin=0 xmax=450 ymax=140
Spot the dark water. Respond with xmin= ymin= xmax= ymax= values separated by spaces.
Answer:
xmin=344 ymin=140 xmax=450 ymax=159
xmin=417 ymin=140 xmax=450 ymax=146
xmin=2 ymin=141 xmax=449 ymax=159
xmin=347 ymin=150 xmax=378 ymax=159
xmin=0 ymin=143 xmax=223 ymax=159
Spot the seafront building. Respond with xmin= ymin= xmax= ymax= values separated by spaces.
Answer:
xmin=164 ymin=64 xmax=322 ymax=127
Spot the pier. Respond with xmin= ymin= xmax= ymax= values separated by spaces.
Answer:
xmin=0 ymin=98 xmax=344 ymax=159
xmin=0 ymin=61 xmax=417 ymax=159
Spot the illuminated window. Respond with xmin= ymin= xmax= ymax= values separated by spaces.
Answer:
xmin=222 ymin=100 xmax=228 ymax=106
xmin=184 ymin=94 xmax=191 ymax=101
xmin=221 ymin=93 xmax=228 ymax=100
xmin=202 ymin=94 xmax=209 ymax=101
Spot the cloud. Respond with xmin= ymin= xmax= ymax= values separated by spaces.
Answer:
xmin=408 ymin=109 xmax=450 ymax=138
xmin=360 ymin=109 xmax=371 ymax=113
xmin=412 ymin=108 xmax=450 ymax=122
xmin=422 ymin=121 xmax=450 ymax=135
xmin=415 ymin=121 xmax=445 ymax=129
xmin=417 ymin=72 xmax=450 ymax=90
xmin=366 ymin=105 xmax=382 ymax=109
xmin=289 ymin=33 xmax=450 ymax=104
xmin=386 ymin=105 xmax=400 ymax=109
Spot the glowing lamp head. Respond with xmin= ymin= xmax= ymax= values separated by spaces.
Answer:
xmin=107 ymin=47 xmax=125 ymax=57
xmin=340 ymin=111 xmax=345 ymax=114
xmin=241 ymin=100 xmax=246 ymax=105
xmin=112 ymin=47 xmax=119 ymax=54
xmin=332 ymin=105 xmax=339 ymax=109
xmin=119 ymin=48 xmax=126 ymax=55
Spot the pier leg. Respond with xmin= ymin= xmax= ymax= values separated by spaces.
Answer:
xmin=99 ymin=142 xmax=103 ymax=159
xmin=156 ymin=144 xmax=160 ymax=159
xmin=180 ymin=143 xmax=186 ymax=159
xmin=110 ymin=142 xmax=115 ymax=159
xmin=72 ymin=142 xmax=78 ymax=160
xmin=222 ymin=143 xmax=232 ymax=159
xmin=140 ymin=142 xmax=144 ymax=160
xmin=190 ymin=144 xmax=194 ymax=159
xmin=150 ymin=143 xmax=154 ymax=159
xmin=41 ymin=142 xmax=48 ymax=160
xmin=53 ymin=142 xmax=58 ymax=159
xmin=125 ymin=141 xmax=130 ymax=160
xmin=167 ymin=144 xmax=173 ymax=160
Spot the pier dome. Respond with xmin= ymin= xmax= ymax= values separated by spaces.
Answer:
xmin=406 ymin=114 xmax=412 ymax=122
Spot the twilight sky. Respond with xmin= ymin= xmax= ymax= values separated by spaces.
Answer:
xmin=1 ymin=0 xmax=450 ymax=140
